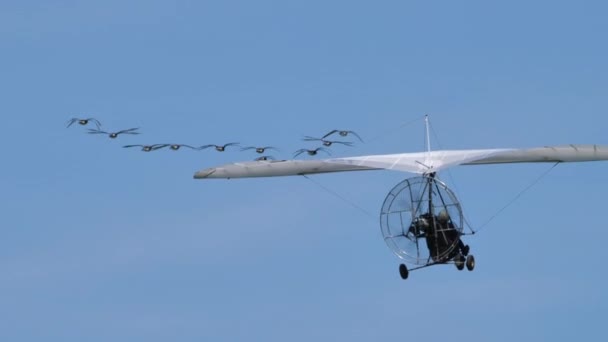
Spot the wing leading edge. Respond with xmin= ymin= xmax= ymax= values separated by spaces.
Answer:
xmin=193 ymin=144 xmax=608 ymax=179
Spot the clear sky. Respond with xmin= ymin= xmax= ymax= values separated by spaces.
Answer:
xmin=1 ymin=1 xmax=607 ymax=341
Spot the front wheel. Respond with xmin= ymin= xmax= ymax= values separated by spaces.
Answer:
xmin=466 ymin=255 xmax=475 ymax=271
xmin=399 ymin=264 xmax=409 ymax=280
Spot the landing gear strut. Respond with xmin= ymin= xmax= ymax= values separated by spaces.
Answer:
xmin=398 ymin=253 xmax=476 ymax=280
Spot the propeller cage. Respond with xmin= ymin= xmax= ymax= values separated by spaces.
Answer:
xmin=380 ymin=176 xmax=464 ymax=265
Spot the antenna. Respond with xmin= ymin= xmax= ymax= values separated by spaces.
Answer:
xmin=425 ymin=114 xmax=431 ymax=154
xmin=417 ymin=114 xmax=434 ymax=173
xmin=424 ymin=114 xmax=431 ymax=154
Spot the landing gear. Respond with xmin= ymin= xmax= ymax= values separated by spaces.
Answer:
xmin=455 ymin=254 xmax=465 ymax=270
xmin=466 ymin=255 xmax=475 ymax=271
xmin=399 ymin=264 xmax=409 ymax=280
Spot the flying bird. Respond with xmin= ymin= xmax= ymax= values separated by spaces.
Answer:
xmin=241 ymin=146 xmax=279 ymax=154
xmin=88 ymin=127 xmax=140 ymax=138
xmin=66 ymin=118 xmax=102 ymax=129
xmin=166 ymin=144 xmax=200 ymax=151
xmin=200 ymin=143 xmax=240 ymax=152
xmin=254 ymin=155 xmax=276 ymax=161
xmin=123 ymin=144 xmax=168 ymax=152
xmin=321 ymin=129 xmax=363 ymax=142
xmin=293 ymin=147 xmax=331 ymax=157
xmin=303 ymin=136 xmax=354 ymax=147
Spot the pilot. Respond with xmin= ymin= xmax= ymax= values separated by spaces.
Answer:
xmin=417 ymin=209 xmax=470 ymax=262
xmin=436 ymin=209 xmax=469 ymax=257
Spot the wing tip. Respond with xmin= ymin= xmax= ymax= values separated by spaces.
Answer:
xmin=194 ymin=168 xmax=216 ymax=179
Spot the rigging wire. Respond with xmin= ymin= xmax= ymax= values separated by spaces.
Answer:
xmin=428 ymin=118 xmax=473 ymax=232
xmin=300 ymin=114 xmax=428 ymax=225
xmin=365 ymin=115 xmax=426 ymax=145
xmin=428 ymin=119 xmax=462 ymax=194
xmin=304 ymin=115 xmax=558 ymax=240
xmin=467 ymin=161 xmax=561 ymax=234
xmin=302 ymin=175 xmax=377 ymax=223
xmin=427 ymin=118 xmax=560 ymax=236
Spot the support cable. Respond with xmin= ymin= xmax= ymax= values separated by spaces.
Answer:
xmin=302 ymin=175 xmax=377 ymax=222
xmin=467 ymin=162 xmax=560 ymax=234
xmin=365 ymin=115 xmax=425 ymax=144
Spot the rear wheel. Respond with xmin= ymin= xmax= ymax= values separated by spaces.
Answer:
xmin=466 ymin=255 xmax=475 ymax=271
xmin=455 ymin=254 xmax=465 ymax=271
xmin=399 ymin=264 xmax=409 ymax=280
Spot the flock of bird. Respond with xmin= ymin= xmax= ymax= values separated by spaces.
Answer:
xmin=67 ymin=117 xmax=363 ymax=160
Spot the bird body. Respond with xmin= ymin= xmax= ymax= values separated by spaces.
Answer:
xmin=303 ymin=136 xmax=354 ymax=147
xmin=168 ymin=144 xmax=199 ymax=151
xmin=67 ymin=118 xmax=102 ymax=129
xmin=255 ymin=155 xmax=276 ymax=161
xmin=294 ymin=147 xmax=331 ymax=157
xmin=200 ymin=143 xmax=240 ymax=152
xmin=123 ymin=144 xmax=168 ymax=152
xmin=88 ymin=127 xmax=140 ymax=138
xmin=321 ymin=129 xmax=363 ymax=142
xmin=241 ymin=146 xmax=278 ymax=154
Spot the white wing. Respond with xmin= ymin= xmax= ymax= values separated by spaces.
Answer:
xmin=194 ymin=144 xmax=608 ymax=179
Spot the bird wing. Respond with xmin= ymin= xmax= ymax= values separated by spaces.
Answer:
xmin=347 ymin=131 xmax=363 ymax=142
xmin=255 ymin=156 xmax=275 ymax=161
xmin=293 ymin=149 xmax=307 ymax=157
xmin=87 ymin=129 xmax=108 ymax=134
xmin=152 ymin=144 xmax=170 ymax=150
xmin=179 ymin=144 xmax=199 ymax=150
xmin=122 ymin=145 xmax=143 ymax=148
xmin=318 ymin=147 xmax=331 ymax=155
xmin=194 ymin=144 xmax=608 ymax=179
xmin=87 ymin=118 xmax=102 ymax=129
xmin=321 ymin=130 xmax=339 ymax=139
xmin=66 ymin=118 xmax=77 ymax=128
xmin=116 ymin=128 xmax=140 ymax=135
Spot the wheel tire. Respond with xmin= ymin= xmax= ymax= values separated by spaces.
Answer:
xmin=399 ymin=264 xmax=409 ymax=280
xmin=466 ymin=255 xmax=475 ymax=271
xmin=455 ymin=254 xmax=465 ymax=271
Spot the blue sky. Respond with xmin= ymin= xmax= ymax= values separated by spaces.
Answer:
xmin=1 ymin=0 xmax=607 ymax=341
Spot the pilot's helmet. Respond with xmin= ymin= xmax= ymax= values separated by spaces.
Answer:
xmin=438 ymin=209 xmax=450 ymax=223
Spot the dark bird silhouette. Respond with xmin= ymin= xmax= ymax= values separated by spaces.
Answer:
xmin=166 ymin=144 xmax=200 ymax=151
xmin=321 ymin=129 xmax=363 ymax=142
xmin=88 ymin=127 xmax=140 ymax=138
xmin=303 ymin=136 xmax=354 ymax=147
xmin=254 ymin=155 xmax=276 ymax=161
xmin=241 ymin=146 xmax=279 ymax=154
xmin=294 ymin=147 xmax=331 ymax=157
xmin=67 ymin=118 xmax=102 ymax=129
xmin=123 ymin=144 xmax=168 ymax=152
xmin=200 ymin=142 xmax=240 ymax=152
